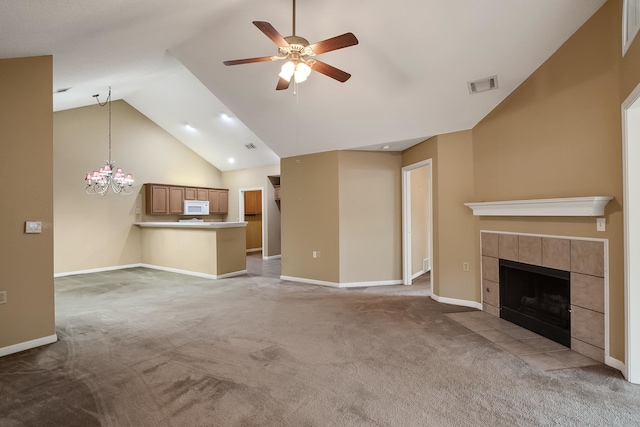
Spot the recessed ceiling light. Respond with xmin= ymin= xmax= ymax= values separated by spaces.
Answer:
xmin=220 ymin=113 xmax=232 ymax=121
xmin=184 ymin=123 xmax=196 ymax=132
xmin=228 ymin=158 xmax=235 ymax=164
xmin=381 ymin=145 xmax=390 ymax=150
xmin=54 ymin=87 xmax=72 ymax=94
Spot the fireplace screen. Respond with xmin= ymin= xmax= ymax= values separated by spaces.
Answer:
xmin=499 ymin=259 xmax=570 ymax=347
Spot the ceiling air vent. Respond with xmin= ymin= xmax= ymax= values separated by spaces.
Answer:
xmin=244 ymin=143 xmax=257 ymax=150
xmin=468 ymin=76 xmax=498 ymax=94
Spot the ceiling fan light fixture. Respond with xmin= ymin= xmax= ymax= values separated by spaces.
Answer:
xmin=294 ymin=62 xmax=311 ymax=83
xmin=279 ymin=61 xmax=295 ymax=82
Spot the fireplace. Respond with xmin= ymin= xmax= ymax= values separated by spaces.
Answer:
xmin=499 ymin=259 xmax=571 ymax=347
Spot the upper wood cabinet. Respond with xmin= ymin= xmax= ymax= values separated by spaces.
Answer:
xmin=208 ymin=189 xmax=229 ymax=214
xmin=146 ymin=184 xmax=184 ymax=215
xmin=244 ymin=190 xmax=262 ymax=215
xmin=146 ymin=184 xmax=228 ymax=215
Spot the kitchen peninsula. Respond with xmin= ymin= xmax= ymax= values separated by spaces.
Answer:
xmin=134 ymin=221 xmax=247 ymax=279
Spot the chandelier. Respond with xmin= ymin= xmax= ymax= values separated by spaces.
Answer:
xmin=84 ymin=86 xmax=134 ymax=196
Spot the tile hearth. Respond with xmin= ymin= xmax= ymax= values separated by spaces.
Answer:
xmin=445 ymin=311 xmax=600 ymax=371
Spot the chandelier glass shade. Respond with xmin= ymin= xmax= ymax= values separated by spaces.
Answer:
xmin=85 ymin=87 xmax=135 ymax=196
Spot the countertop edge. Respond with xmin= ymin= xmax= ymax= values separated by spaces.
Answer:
xmin=134 ymin=222 xmax=248 ymax=229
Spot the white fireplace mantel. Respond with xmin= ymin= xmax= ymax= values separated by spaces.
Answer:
xmin=464 ymin=196 xmax=614 ymax=217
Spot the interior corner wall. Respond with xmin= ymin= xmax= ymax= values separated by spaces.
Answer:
xmin=0 ymin=56 xmax=55 ymax=349
xmin=54 ymin=100 xmax=223 ymax=274
xmin=281 ymin=151 xmax=340 ymax=283
xmin=472 ymin=0 xmax=625 ymax=360
xmin=402 ymin=132 xmax=477 ymax=302
xmin=221 ymin=163 xmax=281 ymax=257
xmin=338 ymin=151 xmax=402 ymax=284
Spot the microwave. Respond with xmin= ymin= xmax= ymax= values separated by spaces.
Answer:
xmin=183 ymin=200 xmax=209 ymax=215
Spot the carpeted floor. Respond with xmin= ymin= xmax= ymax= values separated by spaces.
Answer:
xmin=1 ymin=255 xmax=639 ymax=426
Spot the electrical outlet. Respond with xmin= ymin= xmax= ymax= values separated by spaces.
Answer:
xmin=135 ymin=207 xmax=141 ymax=215
xmin=86 ymin=245 xmax=92 ymax=252
xmin=0 ymin=291 xmax=6 ymax=305
xmin=597 ymin=217 xmax=606 ymax=232
xmin=462 ymin=262 xmax=470 ymax=272
xmin=312 ymin=251 xmax=321 ymax=259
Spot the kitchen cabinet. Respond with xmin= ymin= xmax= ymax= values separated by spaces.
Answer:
xmin=145 ymin=185 xmax=184 ymax=215
xmin=244 ymin=190 xmax=262 ymax=215
xmin=208 ymin=189 xmax=229 ymax=214
xmin=146 ymin=184 xmax=228 ymax=215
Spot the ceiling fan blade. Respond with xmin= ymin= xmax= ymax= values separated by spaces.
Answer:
xmin=308 ymin=33 xmax=359 ymax=55
xmin=276 ymin=77 xmax=291 ymax=91
xmin=253 ymin=21 xmax=289 ymax=47
xmin=311 ymin=60 xmax=351 ymax=82
xmin=223 ymin=56 xmax=280 ymax=66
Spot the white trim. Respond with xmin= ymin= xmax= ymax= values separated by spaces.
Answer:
xmin=622 ymin=81 xmax=640 ymax=383
xmin=431 ymin=293 xmax=483 ymax=310
xmin=263 ymin=254 xmax=281 ymax=260
xmin=280 ymin=275 xmax=402 ymax=288
xmin=623 ymin=0 xmax=640 ymax=56
xmin=402 ymin=159 xmax=433 ymax=288
xmin=606 ymin=356 xmax=626 ymax=375
xmin=54 ymin=264 xmax=142 ymax=277
xmin=217 ymin=270 xmax=249 ymax=279
xmin=465 ymin=196 xmax=613 ymax=217
xmin=246 ymin=248 xmax=262 ymax=253
xmin=480 ymin=230 xmax=609 ymax=243
xmin=0 ymin=334 xmax=58 ymax=358
xmin=411 ymin=269 xmax=427 ymax=280
xmin=140 ymin=264 xmax=246 ymax=280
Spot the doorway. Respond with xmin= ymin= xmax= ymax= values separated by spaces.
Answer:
xmin=622 ymin=83 xmax=640 ymax=383
xmin=402 ymin=160 xmax=433 ymax=289
xmin=239 ymin=188 xmax=264 ymax=255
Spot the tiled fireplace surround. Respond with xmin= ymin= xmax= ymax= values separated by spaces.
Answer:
xmin=481 ymin=231 xmax=606 ymax=362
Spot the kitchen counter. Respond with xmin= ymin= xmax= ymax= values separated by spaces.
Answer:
xmin=134 ymin=221 xmax=247 ymax=279
xmin=134 ymin=221 xmax=247 ymax=229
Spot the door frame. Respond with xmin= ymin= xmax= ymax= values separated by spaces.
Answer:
xmin=239 ymin=187 xmax=265 ymax=255
xmin=622 ymin=82 xmax=640 ymax=383
xmin=402 ymin=159 xmax=433 ymax=287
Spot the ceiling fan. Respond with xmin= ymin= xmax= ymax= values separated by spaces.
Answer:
xmin=223 ymin=0 xmax=359 ymax=90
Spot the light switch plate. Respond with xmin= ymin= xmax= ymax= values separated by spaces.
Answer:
xmin=25 ymin=221 xmax=42 ymax=234
xmin=0 ymin=291 xmax=6 ymax=305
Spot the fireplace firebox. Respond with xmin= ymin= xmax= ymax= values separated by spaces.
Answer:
xmin=499 ymin=259 xmax=571 ymax=347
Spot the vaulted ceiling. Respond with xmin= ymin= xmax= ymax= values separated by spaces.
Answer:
xmin=0 ymin=0 xmax=606 ymax=171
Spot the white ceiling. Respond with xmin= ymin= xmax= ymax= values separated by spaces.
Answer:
xmin=0 ymin=0 xmax=606 ymax=170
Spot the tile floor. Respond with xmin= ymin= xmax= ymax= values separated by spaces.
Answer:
xmin=445 ymin=310 xmax=601 ymax=371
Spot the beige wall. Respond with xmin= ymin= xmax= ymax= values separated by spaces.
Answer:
xmin=473 ymin=0 xmax=627 ymax=360
xmin=221 ymin=163 xmax=281 ymax=257
xmin=402 ymin=132 xmax=477 ymax=300
xmin=281 ymin=151 xmax=340 ymax=282
xmin=338 ymin=151 xmax=402 ymax=283
xmin=0 ymin=56 xmax=55 ymax=349
xmin=410 ymin=165 xmax=430 ymax=276
xmin=54 ymin=100 xmax=223 ymax=274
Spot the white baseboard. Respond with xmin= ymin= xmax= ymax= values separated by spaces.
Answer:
xmin=411 ymin=269 xmax=426 ymax=280
xmin=263 ymin=254 xmax=282 ymax=260
xmin=0 ymin=334 xmax=58 ymax=358
xmin=141 ymin=264 xmax=246 ymax=280
xmin=281 ymin=275 xmax=402 ymax=288
xmin=605 ymin=356 xmax=626 ymax=377
xmin=54 ymin=264 xmax=142 ymax=277
xmin=431 ymin=293 xmax=483 ymax=310
xmin=216 ymin=270 xmax=248 ymax=279
xmin=246 ymin=248 xmax=262 ymax=253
